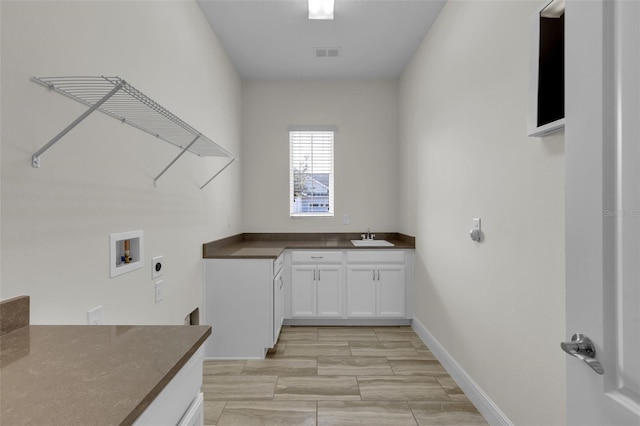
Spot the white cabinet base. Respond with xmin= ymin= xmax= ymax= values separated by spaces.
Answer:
xmin=203 ymin=258 xmax=275 ymax=359
xmin=134 ymin=347 xmax=205 ymax=426
xmin=178 ymin=393 xmax=204 ymax=426
xmin=290 ymin=252 xmax=344 ymax=319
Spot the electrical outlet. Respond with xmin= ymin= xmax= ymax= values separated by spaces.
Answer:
xmin=155 ymin=280 xmax=164 ymax=303
xmin=152 ymin=256 xmax=164 ymax=279
xmin=87 ymin=305 xmax=103 ymax=325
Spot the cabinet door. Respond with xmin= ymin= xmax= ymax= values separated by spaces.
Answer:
xmin=278 ymin=275 xmax=285 ymax=330
xmin=273 ymin=272 xmax=284 ymax=344
xmin=346 ymin=265 xmax=376 ymax=317
xmin=291 ymin=265 xmax=316 ymax=317
xmin=316 ymin=265 xmax=343 ymax=317
xmin=377 ymin=265 xmax=406 ymax=317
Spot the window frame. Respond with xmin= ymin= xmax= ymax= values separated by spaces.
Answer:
xmin=289 ymin=127 xmax=336 ymax=218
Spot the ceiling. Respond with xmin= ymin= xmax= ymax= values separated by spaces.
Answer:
xmin=197 ymin=0 xmax=446 ymax=80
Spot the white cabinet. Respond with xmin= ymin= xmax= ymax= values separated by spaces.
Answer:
xmin=316 ymin=266 xmax=342 ymax=316
xmin=346 ymin=251 xmax=406 ymax=318
xmin=291 ymin=265 xmax=316 ymax=316
xmin=291 ymin=251 xmax=343 ymax=318
xmin=289 ymin=249 xmax=411 ymax=321
xmin=376 ymin=264 xmax=406 ymax=317
xmin=203 ymin=254 xmax=283 ymax=359
xmin=203 ymin=248 xmax=414 ymax=356
xmin=345 ymin=265 xmax=377 ymax=317
xmin=177 ymin=393 xmax=204 ymax=426
xmin=134 ymin=347 xmax=205 ymax=426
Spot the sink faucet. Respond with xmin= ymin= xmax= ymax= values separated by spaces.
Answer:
xmin=361 ymin=228 xmax=375 ymax=240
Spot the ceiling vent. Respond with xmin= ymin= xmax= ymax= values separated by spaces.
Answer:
xmin=314 ymin=47 xmax=341 ymax=58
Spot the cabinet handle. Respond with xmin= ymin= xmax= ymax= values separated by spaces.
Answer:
xmin=311 ymin=256 xmax=323 ymax=259
xmin=313 ymin=269 xmax=316 ymax=281
xmin=373 ymin=270 xmax=376 ymax=281
xmin=318 ymin=269 xmax=321 ymax=281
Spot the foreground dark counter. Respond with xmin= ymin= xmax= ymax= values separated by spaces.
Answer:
xmin=0 ymin=324 xmax=211 ymax=426
xmin=203 ymin=232 xmax=416 ymax=259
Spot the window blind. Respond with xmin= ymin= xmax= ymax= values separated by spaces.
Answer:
xmin=289 ymin=130 xmax=334 ymax=217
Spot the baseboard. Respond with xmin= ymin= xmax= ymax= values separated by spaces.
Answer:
xmin=411 ymin=318 xmax=513 ymax=426
xmin=283 ymin=318 xmax=411 ymax=326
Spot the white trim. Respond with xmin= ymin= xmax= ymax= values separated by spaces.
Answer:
xmin=528 ymin=117 xmax=565 ymax=137
xmin=290 ymin=213 xmax=334 ymax=218
xmin=284 ymin=318 xmax=411 ymax=326
xmin=527 ymin=0 xmax=565 ymax=137
xmin=411 ymin=317 xmax=514 ymax=426
xmin=289 ymin=129 xmax=335 ymax=217
xmin=204 ymin=356 xmax=265 ymax=361
xmin=288 ymin=125 xmax=337 ymax=132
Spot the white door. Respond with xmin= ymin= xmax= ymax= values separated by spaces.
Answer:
xmin=377 ymin=265 xmax=405 ymax=317
xmin=316 ymin=265 xmax=343 ymax=317
xmin=565 ymin=1 xmax=640 ymax=424
xmin=291 ymin=265 xmax=316 ymax=317
xmin=346 ymin=265 xmax=376 ymax=317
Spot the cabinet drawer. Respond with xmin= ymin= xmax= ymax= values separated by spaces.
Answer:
xmin=291 ymin=250 xmax=343 ymax=264
xmin=346 ymin=250 xmax=405 ymax=264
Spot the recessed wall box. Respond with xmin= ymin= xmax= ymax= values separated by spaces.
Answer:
xmin=528 ymin=0 xmax=565 ymax=137
xmin=110 ymin=230 xmax=144 ymax=278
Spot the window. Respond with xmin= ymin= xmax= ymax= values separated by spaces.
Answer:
xmin=289 ymin=129 xmax=334 ymax=217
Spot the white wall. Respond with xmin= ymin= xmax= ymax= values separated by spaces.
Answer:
xmin=241 ymin=80 xmax=398 ymax=233
xmin=399 ymin=1 xmax=566 ymax=425
xmin=0 ymin=1 xmax=242 ymax=325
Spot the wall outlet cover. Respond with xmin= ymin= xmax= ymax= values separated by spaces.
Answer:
xmin=88 ymin=305 xmax=103 ymax=325
xmin=152 ymin=256 xmax=164 ymax=279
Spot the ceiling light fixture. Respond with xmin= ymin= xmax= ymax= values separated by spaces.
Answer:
xmin=308 ymin=0 xmax=334 ymax=20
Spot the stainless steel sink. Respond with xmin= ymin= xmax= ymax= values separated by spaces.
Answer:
xmin=350 ymin=239 xmax=395 ymax=247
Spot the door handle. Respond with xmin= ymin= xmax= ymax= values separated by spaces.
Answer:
xmin=560 ymin=333 xmax=604 ymax=375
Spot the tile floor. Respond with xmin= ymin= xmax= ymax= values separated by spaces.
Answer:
xmin=202 ymin=326 xmax=488 ymax=426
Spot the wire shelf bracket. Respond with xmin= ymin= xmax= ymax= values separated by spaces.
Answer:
xmin=31 ymin=76 xmax=237 ymax=189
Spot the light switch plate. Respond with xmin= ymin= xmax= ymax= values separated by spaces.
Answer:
xmin=155 ymin=280 xmax=164 ymax=303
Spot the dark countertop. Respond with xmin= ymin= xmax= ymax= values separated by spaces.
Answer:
xmin=203 ymin=232 xmax=416 ymax=259
xmin=0 ymin=324 xmax=211 ymax=426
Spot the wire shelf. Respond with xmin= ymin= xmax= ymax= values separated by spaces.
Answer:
xmin=32 ymin=75 xmax=236 ymax=188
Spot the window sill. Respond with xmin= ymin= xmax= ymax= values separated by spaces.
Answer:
xmin=290 ymin=214 xmax=334 ymax=219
